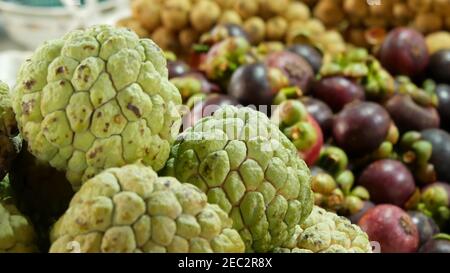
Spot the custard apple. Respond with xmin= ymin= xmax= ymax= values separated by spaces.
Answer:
xmin=12 ymin=25 xmax=182 ymax=190
xmin=164 ymin=105 xmax=313 ymax=252
xmin=0 ymin=81 xmax=20 ymax=181
xmin=50 ymin=164 xmax=245 ymax=253
xmin=0 ymin=178 xmax=38 ymax=253
xmin=275 ymin=206 xmax=372 ymax=253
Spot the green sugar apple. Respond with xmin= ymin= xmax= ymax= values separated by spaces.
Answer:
xmin=50 ymin=164 xmax=245 ymax=253
xmin=164 ymin=105 xmax=314 ymax=252
xmin=12 ymin=25 xmax=182 ymax=190
xmin=275 ymin=206 xmax=372 ymax=253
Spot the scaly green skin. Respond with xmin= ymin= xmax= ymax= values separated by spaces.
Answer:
xmin=50 ymin=164 xmax=245 ymax=253
xmin=0 ymin=177 xmax=38 ymax=253
xmin=274 ymin=206 xmax=372 ymax=253
xmin=12 ymin=25 xmax=182 ymax=190
xmin=165 ymin=106 xmax=313 ymax=253
xmin=0 ymin=81 xmax=20 ymax=181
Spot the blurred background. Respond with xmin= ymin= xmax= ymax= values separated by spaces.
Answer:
xmin=0 ymin=0 xmax=129 ymax=86
xmin=1 ymin=0 xmax=449 ymax=85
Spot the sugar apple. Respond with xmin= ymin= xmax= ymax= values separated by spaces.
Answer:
xmin=12 ymin=25 xmax=182 ymax=190
xmin=274 ymin=206 xmax=372 ymax=253
xmin=0 ymin=177 xmax=38 ymax=253
xmin=0 ymin=81 xmax=20 ymax=181
xmin=164 ymin=105 xmax=313 ymax=252
xmin=49 ymin=164 xmax=245 ymax=253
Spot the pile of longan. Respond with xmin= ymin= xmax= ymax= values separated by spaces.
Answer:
xmin=117 ymin=0 xmax=347 ymax=56
xmin=304 ymin=0 xmax=450 ymax=47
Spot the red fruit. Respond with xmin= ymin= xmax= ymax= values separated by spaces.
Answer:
xmin=300 ymin=114 xmax=324 ymax=166
xmin=379 ymin=27 xmax=429 ymax=77
xmin=359 ymin=204 xmax=419 ymax=253
xmin=358 ymin=159 xmax=416 ymax=207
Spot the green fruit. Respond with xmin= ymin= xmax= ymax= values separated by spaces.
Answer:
xmin=50 ymin=164 xmax=245 ymax=253
xmin=0 ymin=177 xmax=38 ymax=253
xmin=165 ymin=105 xmax=313 ymax=252
xmin=12 ymin=25 xmax=182 ymax=190
xmin=0 ymin=81 xmax=20 ymax=181
xmin=275 ymin=206 xmax=372 ymax=253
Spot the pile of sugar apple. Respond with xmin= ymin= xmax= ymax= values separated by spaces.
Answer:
xmin=0 ymin=25 xmax=371 ymax=253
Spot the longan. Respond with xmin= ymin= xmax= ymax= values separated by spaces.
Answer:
xmin=190 ymin=0 xmax=221 ymax=32
xmin=244 ymin=16 xmax=266 ymax=44
xmin=161 ymin=0 xmax=191 ymax=31
xmin=131 ymin=0 xmax=161 ymax=32
xmin=266 ymin=16 xmax=288 ymax=41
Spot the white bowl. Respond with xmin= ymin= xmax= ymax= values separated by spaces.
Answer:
xmin=0 ymin=0 xmax=120 ymax=50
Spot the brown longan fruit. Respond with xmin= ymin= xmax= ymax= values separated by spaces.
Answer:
xmin=131 ymin=0 xmax=161 ymax=32
xmin=161 ymin=0 xmax=191 ymax=32
xmin=266 ymin=16 xmax=288 ymax=41
xmin=369 ymin=1 xmax=392 ymax=17
xmin=179 ymin=28 xmax=200 ymax=49
xmin=407 ymin=0 xmax=432 ymax=13
xmin=363 ymin=16 xmax=388 ymax=28
xmin=393 ymin=2 xmax=412 ymax=21
xmin=215 ymin=0 xmax=235 ymax=9
xmin=151 ymin=27 xmax=179 ymax=52
xmin=313 ymin=0 xmax=345 ymax=27
xmin=234 ymin=0 xmax=259 ymax=19
xmin=414 ymin=13 xmax=443 ymax=34
xmin=304 ymin=19 xmax=326 ymax=34
xmin=343 ymin=0 xmax=368 ymax=18
xmin=346 ymin=28 xmax=369 ymax=47
xmin=219 ymin=10 xmax=243 ymax=25
xmin=284 ymin=2 xmax=311 ymax=22
xmin=243 ymin=16 xmax=266 ymax=44
xmin=432 ymin=0 xmax=450 ymax=16
xmin=258 ymin=0 xmax=289 ymax=17
xmin=190 ymin=0 xmax=221 ymax=32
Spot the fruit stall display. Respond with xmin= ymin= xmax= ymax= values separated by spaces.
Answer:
xmin=0 ymin=1 xmax=450 ymax=254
